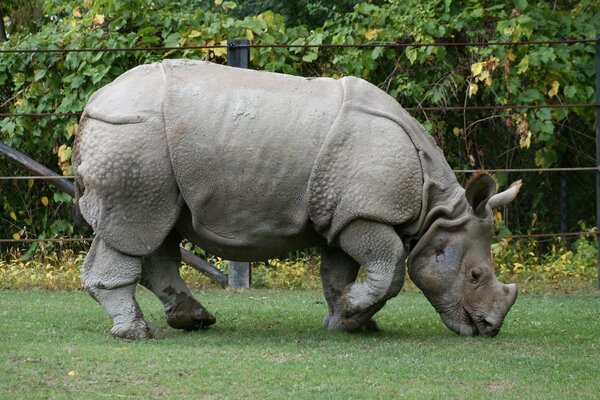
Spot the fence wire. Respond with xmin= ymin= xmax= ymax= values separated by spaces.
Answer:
xmin=2 ymin=103 xmax=598 ymax=119
xmin=0 ymin=37 xmax=596 ymax=54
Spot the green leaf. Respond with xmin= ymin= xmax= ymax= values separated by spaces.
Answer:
xmin=494 ymin=172 xmax=508 ymax=188
xmin=535 ymin=149 xmax=558 ymax=168
xmin=563 ymin=85 xmax=577 ymax=98
xmin=34 ymin=69 xmax=47 ymax=81
xmin=53 ymin=192 xmax=73 ymax=203
xmin=515 ymin=0 xmax=528 ymax=12
xmin=302 ymin=51 xmax=318 ymax=62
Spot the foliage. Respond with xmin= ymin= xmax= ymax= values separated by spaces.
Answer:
xmin=0 ymin=249 xmax=83 ymax=290
xmin=253 ymin=253 xmax=321 ymax=289
xmin=1 ymin=234 xmax=596 ymax=291
xmin=0 ymin=0 xmax=599 ymax=279
xmin=493 ymin=234 xmax=598 ymax=285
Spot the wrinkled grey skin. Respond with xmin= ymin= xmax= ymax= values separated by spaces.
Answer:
xmin=73 ymin=60 xmax=519 ymax=339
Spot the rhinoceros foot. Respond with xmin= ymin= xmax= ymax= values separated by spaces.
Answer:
xmin=323 ymin=314 xmax=380 ymax=332
xmin=110 ymin=320 xmax=165 ymax=340
xmin=165 ymin=292 xmax=216 ymax=331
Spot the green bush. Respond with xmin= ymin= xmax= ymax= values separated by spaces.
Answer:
xmin=1 ymin=0 xmax=598 ymax=286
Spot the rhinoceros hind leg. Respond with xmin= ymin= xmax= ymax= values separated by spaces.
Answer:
xmin=336 ymin=219 xmax=406 ymax=331
xmin=140 ymin=230 xmax=216 ymax=331
xmin=82 ymin=238 xmax=163 ymax=339
xmin=320 ymin=246 xmax=380 ymax=332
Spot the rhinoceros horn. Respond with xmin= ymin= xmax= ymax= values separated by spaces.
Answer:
xmin=488 ymin=179 xmax=523 ymax=209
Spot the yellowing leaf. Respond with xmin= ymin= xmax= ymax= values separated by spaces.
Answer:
xmin=188 ymin=30 xmax=202 ymax=39
xmin=245 ymin=29 xmax=254 ymax=41
xmin=92 ymin=14 xmax=105 ymax=27
xmin=494 ymin=211 xmax=503 ymax=224
xmin=72 ymin=7 xmax=82 ymax=18
xmin=10 ymin=212 xmax=17 ymax=221
xmin=68 ymin=370 xmax=77 ymax=377
xmin=519 ymin=130 xmax=532 ymax=149
xmin=517 ymin=55 xmax=529 ymax=74
xmin=41 ymin=196 xmax=49 ymax=207
xmin=364 ymin=28 xmax=383 ymax=40
xmin=503 ymin=27 xmax=514 ymax=36
xmin=58 ymin=145 xmax=72 ymax=163
xmin=12 ymin=233 xmax=20 ymax=241
xmin=28 ymin=179 xmax=34 ymax=189
xmin=547 ymin=80 xmax=560 ymax=98
xmin=468 ymin=83 xmax=479 ymax=97
xmin=214 ymin=0 xmax=223 ymax=5
xmin=66 ymin=123 xmax=78 ymax=138
xmin=485 ymin=76 xmax=493 ymax=86
xmin=477 ymin=70 xmax=490 ymax=82
xmin=452 ymin=127 xmax=462 ymax=137
xmin=507 ymin=49 xmax=516 ymax=61
xmin=214 ymin=40 xmax=228 ymax=58
xmin=470 ymin=62 xmax=484 ymax=77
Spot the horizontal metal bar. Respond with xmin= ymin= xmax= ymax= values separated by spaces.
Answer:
xmin=495 ymin=231 xmax=597 ymax=239
xmin=1 ymin=231 xmax=596 ymax=244
xmin=0 ymin=175 xmax=75 ymax=180
xmin=1 ymin=167 xmax=599 ymax=182
xmin=2 ymin=103 xmax=597 ymax=118
xmin=454 ymin=167 xmax=599 ymax=173
xmin=404 ymin=103 xmax=600 ymax=111
xmin=0 ymin=237 xmax=93 ymax=243
xmin=0 ymin=44 xmax=228 ymax=54
xmin=0 ymin=38 xmax=596 ymax=54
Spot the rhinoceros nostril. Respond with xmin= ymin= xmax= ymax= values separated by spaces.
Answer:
xmin=482 ymin=318 xmax=494 ymax=328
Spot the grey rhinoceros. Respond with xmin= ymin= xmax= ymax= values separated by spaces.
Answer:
xmin=73 ymin=60 xmax=519 ymax=339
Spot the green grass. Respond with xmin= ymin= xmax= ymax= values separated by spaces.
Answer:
xmin=1 ymin=288 xmax=599 ymax=399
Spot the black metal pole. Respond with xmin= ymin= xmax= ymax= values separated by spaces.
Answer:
xmin=227 ymin=39 xmax=250 ymax=69
xmin=596 ymin=33 xmax=600 ymax=290
xmin=226 ymin=39 xmax=252 ymax=290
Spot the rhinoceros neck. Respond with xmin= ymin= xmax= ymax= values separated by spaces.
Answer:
xmin=385 ymin=108 xmax=466 ymax=240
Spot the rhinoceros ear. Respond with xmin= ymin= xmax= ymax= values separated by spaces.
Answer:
xmin=488 ymin=179 xmax=522 ymax=209
xmin=465 ymin=172 xmax=497 ymax=217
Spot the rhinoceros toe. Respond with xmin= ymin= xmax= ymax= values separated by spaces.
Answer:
xmin=110 ymin=320 xmax=165 ymax=340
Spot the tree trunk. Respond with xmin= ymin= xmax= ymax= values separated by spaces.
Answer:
xmin=0 ymin=8 xmax=7 ymax=41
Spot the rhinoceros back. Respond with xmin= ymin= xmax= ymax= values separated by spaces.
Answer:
xmin=162 ymin=60 xmax=341 ymax=251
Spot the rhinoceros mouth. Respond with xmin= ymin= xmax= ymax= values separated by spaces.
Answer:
xmin=440 ymin=306 xmax=505 ymax=337
xmin=449 ymin=309 xmax=505 ymax=337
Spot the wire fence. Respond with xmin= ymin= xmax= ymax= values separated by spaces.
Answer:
xmin=1 ymin=37 xmax=599 ymax=246
xmin=0 ymin=37 xmax=596 ymax=54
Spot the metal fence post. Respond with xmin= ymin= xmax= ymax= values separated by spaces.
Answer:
xmin=226 ymin=39 xmax=251 ymax=290
xmin=596 ymin=33 xmax=600 ymax=290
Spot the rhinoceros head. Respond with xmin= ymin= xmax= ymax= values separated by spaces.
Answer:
xmin=407 ymin=173 xmax=520 ymax=336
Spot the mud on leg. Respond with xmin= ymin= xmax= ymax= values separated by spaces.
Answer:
xmin=140 ymin=230 xmax=216 ymax=331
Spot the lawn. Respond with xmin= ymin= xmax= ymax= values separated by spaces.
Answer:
xmin=1 ymin=288 xmax=599 ymax=399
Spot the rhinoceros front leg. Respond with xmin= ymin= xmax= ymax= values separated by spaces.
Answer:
xmin=336 ymin=219 xmax=406 ymax=331
xmin=140 ymin=230 xmax=216 ymax=331
xmin=320 ymin=246 xmax=380 ymax=332
xmin=82 ymin=238 xmax=163 ymax=339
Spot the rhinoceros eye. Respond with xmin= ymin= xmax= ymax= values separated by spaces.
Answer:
xmin=470 ymin=268 xmax=481 ymax=283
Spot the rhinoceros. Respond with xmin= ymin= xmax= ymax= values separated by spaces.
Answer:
xmin=73 ymin=60 xmax=519 ymax=339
